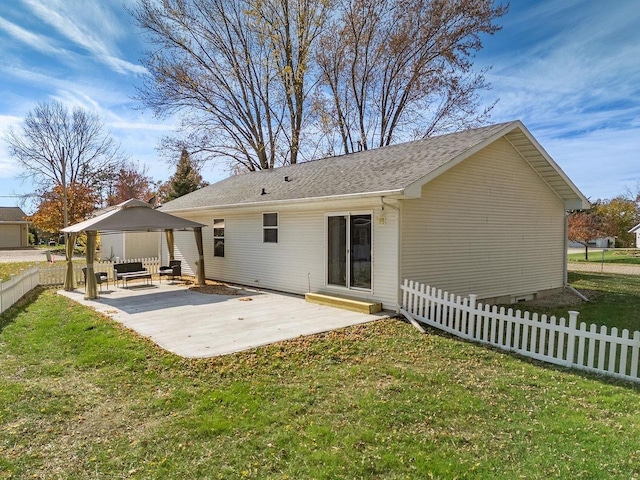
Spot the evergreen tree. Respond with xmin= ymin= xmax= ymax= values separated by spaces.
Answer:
xmin=162 ymin=149 xmax=207 ymax=202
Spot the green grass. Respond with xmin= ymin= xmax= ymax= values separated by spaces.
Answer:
xmin=0 ymin=262 xmax=37 ymax=282
xmin=535 ymin=271 xmax=640 ymax=333
xmin=1 ymin=282 xmax=640 ymax=479
xmin=568 ymin=249 xmax=640 ymax=264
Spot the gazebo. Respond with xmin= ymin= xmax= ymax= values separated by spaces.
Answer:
xmin=61 ymin=199 xmax=206 ymax=299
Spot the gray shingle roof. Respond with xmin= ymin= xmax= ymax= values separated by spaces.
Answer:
xmin=0 ymin=207 xmax=28 ymax=222
xmin=161 ymin=121 xmax=587 ymax=211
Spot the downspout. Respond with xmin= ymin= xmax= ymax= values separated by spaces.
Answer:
xmin=380 ymin=196 xmax=400 ymax=212
xmin=564 ymin=211 xmax=568 ymax=286
xmin=380 ymin=196 xmax=402 ymax=313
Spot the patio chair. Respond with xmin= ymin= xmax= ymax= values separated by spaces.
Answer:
xmin=159 ymin=260 xmax=182 ymax=282
xmin=82 ymin=267 xmax=109 ymax=291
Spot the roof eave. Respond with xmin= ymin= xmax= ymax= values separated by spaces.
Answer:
xmin=403 ymin=120 xmax=591 ymax=210
xmin=161 ymin=189 xmax=406 ymax=214
xmin=508 ymin=122 xmax=591 ymax=210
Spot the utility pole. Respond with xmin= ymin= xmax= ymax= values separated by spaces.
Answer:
xmin=61 ymin=146 xmax=68 ymax=228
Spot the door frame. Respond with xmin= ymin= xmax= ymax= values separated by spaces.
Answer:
xmin=325 ymin=211 xmax=374 ymax=292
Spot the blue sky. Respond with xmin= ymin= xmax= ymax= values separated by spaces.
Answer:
xmin=0 ymin=0 xmax=638 ymax=211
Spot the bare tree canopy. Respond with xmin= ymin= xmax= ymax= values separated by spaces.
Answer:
xmin=131 ymin=0 xmax=329 ymax=171
xmin=132 ymin=0 xmax=505 ymax=169
xmin=315 ymin=0 xmax=507 ymax=155
xmin=5 ymin=100 xmax=125 ymax=227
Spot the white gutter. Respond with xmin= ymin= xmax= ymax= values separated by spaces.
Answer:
xmin=162 ymin=189 xmax=406 ymax=214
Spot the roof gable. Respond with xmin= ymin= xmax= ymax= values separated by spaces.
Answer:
xmin=0 ymin=207 xmax=28 ymax=223
xmin=61 ymin=198 xmax=205 ymax=233
xmin=161 ymin=121 xmax=589 ymax=212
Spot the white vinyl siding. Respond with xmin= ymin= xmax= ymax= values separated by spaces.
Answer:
xmin=400 ymin=138 xmax=566 ymax=300
xmin=166 ymin=199 xmax=400 ymax=310
xmin=100 ymin=231 xmax=159 ymax=261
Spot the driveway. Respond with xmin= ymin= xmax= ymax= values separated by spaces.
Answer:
xmin=0 ymin=248 xmax=53 ymax=263
xmin=59 ymin=284 xmax=388 ymax=358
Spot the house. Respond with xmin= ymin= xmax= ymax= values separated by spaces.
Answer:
xmin=0 ymin=207 xmax=30 ymax=248
xmin=91 ymin=203 xmax=160 ymax=261
xmin=160 ymin=120 xmax=589 ymax=310
xmin=568 ymin=237 xmax=616 ymax=249
xmin=629 ymin=223 xmax=640 ymax=248
xmin=99 ymin=231 xmax=160 ymax=261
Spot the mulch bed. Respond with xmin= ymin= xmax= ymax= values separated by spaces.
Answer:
xmin=182 ymin=278 xmax=247 ymax=296
xmin=519 ymin=287 xmax=599 ymax=308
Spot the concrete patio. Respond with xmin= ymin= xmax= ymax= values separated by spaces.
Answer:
xmin=58 ymin=282 xmax=389 ymax=358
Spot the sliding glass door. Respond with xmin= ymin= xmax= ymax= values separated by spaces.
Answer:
xmin=327 ymin=214 xmax=371 ymax=290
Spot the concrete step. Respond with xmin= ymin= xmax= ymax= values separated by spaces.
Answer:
xmin=305 ymin=292 xmax=382 ymax=314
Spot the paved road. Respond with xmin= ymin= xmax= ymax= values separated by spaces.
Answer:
xmin=0 ymin=248 xmax=54 ymax=263
xmin=568 ymin=262 xmax=640 ymax=275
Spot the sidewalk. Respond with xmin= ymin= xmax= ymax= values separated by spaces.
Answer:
xmin=568 ymin=262 xmax=640 ymax=275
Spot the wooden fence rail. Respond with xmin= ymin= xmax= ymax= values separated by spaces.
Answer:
xmin=400 ymin=279 xmax=640 ymax=384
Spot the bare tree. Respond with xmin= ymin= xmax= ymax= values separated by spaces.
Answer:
xmin=131 ymin=0 xmax=329 ymax=171
xmin=315 ymin=0 xmax=507 ymax=154
xmin=5 ymin=100 xmax=124 ymax=228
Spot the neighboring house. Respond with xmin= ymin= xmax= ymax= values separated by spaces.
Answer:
xmin=568 ymin=237 xmax=616 ymax=249
xmin=99 ymin=230 xmax=160 ymax=261
xmin=161 ymin=120 xmax=589 ymax=310
xmin=92 ymin=204 xmax=160 ymax=261
xmin=629 ymin=223 xmax=640 ymax=248
xmin=0 ymin=207 xmax=30 ymax=248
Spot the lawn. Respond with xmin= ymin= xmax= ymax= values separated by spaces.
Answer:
xmin=0 ymin=262 xmax=36 ymax=282
xmin=544 ymin=271 xmax=640 ymax=333
xmin=568 ymin=249 xmax=640 ymax=265
xmin=1 ymin=280 xmax=640 ymax=478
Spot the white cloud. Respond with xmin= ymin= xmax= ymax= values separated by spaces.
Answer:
xmin=540 ymin=127 xmax=640 ymax=201
xmin=0 ymin=16 xmax=68 ymax=57
xmin=0 ymin=115 xmax=23 ymax=179
xmin=22 ymin=0 xmax=143 ymax=75
xmin=484 ymin=1 xmax=640 ymax=130
xmin=475 ymin=1 xmax=640 ymax=200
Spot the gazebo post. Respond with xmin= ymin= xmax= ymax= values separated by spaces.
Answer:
xmin=166 ymin=229 xmax=175 ymax=261
xmin=63 ymin=232 xmax=77 ymax=291
xmin=194 ymin=227 xmax=205 ymax=286
xmin=84 ymin=231 xmax=98 ymax=300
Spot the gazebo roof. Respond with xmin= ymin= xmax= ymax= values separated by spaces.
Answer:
xmin=61 ymin=199 xmax=205 ymax=233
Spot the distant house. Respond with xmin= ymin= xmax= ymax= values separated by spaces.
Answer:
xmin=568 ymin=237 xmax=616 ymax=249
xmin=90 ymin=202 xmax=160 ymax=261
xmin=99 ymin=231 xmax=160 ymax=261
xmin=161 ymin=121 xmax=589 ymax=310
xmin=629 ymin=223 xmax=640 ymax=248
xmin=0 ymin=207 xmax=30 ymax=248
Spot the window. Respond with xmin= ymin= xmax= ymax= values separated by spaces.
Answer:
xmin=263 ymin=213 xmax=278 ymax=243
xmin=213 ymin=218 xmax=224 ymax=257
xmin=327 ymin=214 xmax=372 ymax=290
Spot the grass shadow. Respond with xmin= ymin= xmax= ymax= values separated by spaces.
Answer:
xmin=0 ymin=286 xmax=48 ymax=334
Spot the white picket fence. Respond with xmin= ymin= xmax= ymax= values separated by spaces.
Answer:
xmin=400 ymin=279 xmax=640 ymax=384
xmin=0 ymin=258 xmax=160 ymax=314
xmin=0 ymin=266 xmax=40 ymax=314
xmin=38 ymin=257 xmax=160 ymax=286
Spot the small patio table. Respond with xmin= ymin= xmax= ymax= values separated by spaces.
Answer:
xmin=120 ymin=272 xmax=153 ymax=288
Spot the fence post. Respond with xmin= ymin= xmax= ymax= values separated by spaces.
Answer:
xmin=467 ymin=294 xmax=477 ymax=339
xmin=402 ymin=279 xmax=408 ymax=311
xmin=0 ymin=279 xmax=3 ymax=313
xmin=566 ymin=311 xmax=578 ymax=366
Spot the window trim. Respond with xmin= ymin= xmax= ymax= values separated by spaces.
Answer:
xmin=324 ymin=211 xmax=373 ymax=293
xmin=262 ymin=212 xmax=278 ymax=243
xmin=213 ymin=218 xmax=225 ymax=257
